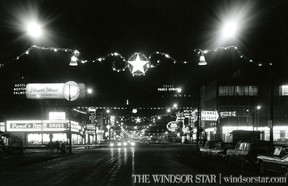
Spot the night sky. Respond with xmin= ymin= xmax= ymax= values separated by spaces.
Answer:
xmin=0 ymin=0 xmax=287 ymax=117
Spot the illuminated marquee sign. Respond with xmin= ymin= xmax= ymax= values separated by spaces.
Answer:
xmin=6 ymin=120 xmax=82 ymax=132
xmin=26 ymin=83 xmax=65 ymax=99
xmin=26 ymin=81 xmax=85 ymax=101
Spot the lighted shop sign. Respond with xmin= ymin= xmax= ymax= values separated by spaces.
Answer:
xmin=157 ymin=85 xmax=182 ymax=92
xmin=49 ymin=112 xmax=66 ymax=121
xmin=26 ymin=81 xmax=85 ymax=101
xmin=166 ymin=121 xmax=178 ymax=132
xmin=220 ymin=111 xmax=236 ymax=118
xmin=86 ymin=124 xmax=96 ymax=131
xmin=6 ymin=120 xmax=81 ymax=132
xmin=201 ymin=111 xmax=219 ymax=121
xmin=96 ymin=129 xmax=104 ymax=134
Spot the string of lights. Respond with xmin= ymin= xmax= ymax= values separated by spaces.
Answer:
xmin=75 ymin=106 xmax=193 ymax=111
xmin=0 ymin=45 xmax=74 ymax=67
xmin=73 ymin=106 xmax=188 ymax=124
xmin=0 ymin=45 xmax=272 ymax=75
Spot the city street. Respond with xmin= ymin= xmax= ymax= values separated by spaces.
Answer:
xmin=0 ymin=1 xmax=288 ymax=186
xmin=1 ymin=144 xmax=283 ymax=186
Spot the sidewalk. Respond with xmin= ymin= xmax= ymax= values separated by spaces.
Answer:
xmin=0 ymin=144 xmax=107 ymax=170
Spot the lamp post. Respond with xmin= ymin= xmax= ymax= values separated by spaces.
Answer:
xmin=256 ymin=105 xmax=261 ymax=131
xmin=66 ymin=83 xmax=93 ymax=154
xmin=68 ymin=85 xmax=72 ymax=154
xmin=250 ymin=105 xmax=261 ymax=132
xmin=269 ymin=66 xmax=274 ymax=143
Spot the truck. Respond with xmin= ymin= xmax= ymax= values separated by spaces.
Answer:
xmin=228 ymin=130 xmax=262 ymax=143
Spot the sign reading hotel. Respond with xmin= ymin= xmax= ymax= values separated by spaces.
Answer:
xmin=26 ymin=81 xmax=85 ymax=101
xmin=201 ymin=111 xmax=219 ymax=121
xmin=157 ymin=85 xmax=182 ymax=92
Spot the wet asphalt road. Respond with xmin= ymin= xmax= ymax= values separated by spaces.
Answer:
xmin=0 ymin=144 xmax=285 ymax=186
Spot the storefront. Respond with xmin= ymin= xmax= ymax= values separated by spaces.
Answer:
xmin=6 ymin=120 xmax=84 ymax=147
xmin=221 ymin=126 xmax=288 ymax=142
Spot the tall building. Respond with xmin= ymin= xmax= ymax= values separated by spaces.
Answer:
xmin=200 ymin=65 xmax=288 ymax=143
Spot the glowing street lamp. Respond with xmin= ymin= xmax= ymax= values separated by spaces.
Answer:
xmin=87 ymin=88 xmax=93 ymax=94
xmin=221 ymin=20 xmax=239 ymax=40
xmin=26 ymin=21 xmax=43 ymax=39
xmin=173 ymin=103 xmax=178 ymax=109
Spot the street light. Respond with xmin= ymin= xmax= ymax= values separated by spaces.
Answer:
xmin=87 ymin=88 xmax=93 ymax=94
xmin=221 ymin=20 xmax=239 ymax=41
xmin=66 ymin=83 xmax=93 ymax=154
xmin=26 ymin=20 xmax=43 ymax=39
xmin=173 ymin=103 xmax=178 ymax=109
xmin=250 ymin=105 xmax=261 ymax=131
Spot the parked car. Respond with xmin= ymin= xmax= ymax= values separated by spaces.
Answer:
xmin=210 ymin=142 xmax=236 ymax=161
xmin=226 ymin=140 xmax=273 ymax=169
xmin=200 ymin=141 xmax=221 ymax=157
xmin=257 ymin=146 xmax=288 ymax=178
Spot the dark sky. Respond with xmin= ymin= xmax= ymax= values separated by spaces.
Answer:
xmin=0 ymin=0 xmax=287 ymax=111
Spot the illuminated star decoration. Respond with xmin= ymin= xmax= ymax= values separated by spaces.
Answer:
xmin=127 ymin=53 xmax=150 ymax=76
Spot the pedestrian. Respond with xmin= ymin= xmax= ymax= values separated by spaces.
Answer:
xmin=55 ymin=141 xmax=60 ymax=153
xmin=61 ymin=142 xmax=66 ymax=154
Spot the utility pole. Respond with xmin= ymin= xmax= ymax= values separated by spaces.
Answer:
xmin=269 ymin=66 xmax=274 ymax=143
xmin=68 ymin=85 xmax=72 ymax=154
xmin=196 ymin=99 xmax=201 ymax=151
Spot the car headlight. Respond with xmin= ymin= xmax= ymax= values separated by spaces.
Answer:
xmin=123 ymin=142 xmax=128 ymax=146
xmin=117 ymin=142 xmax=122 ymax=146
xmin=110 ymin=143 xmax=114 ymax=147
xmin=131 ymin=142 xmax=135 ymax=146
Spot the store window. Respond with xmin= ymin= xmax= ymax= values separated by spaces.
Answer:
xmin=279 ymin=85 xmax=288 ymax=96
xmin=0 ymin=122 xmax=5 ymax=132
xmin=27 ymin=133 xmax=49 ymax=144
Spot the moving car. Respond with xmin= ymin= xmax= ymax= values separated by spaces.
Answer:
xmin=109 ymin=140 xmax=136 ymax=148
xmin=257 ymin=146 xmax=288 ymax=178
xmin=226 ymin=141 xmax=273 ymax=169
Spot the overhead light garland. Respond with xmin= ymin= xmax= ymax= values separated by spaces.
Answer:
xmin=0 ymin=45 xmax=272 ymax=74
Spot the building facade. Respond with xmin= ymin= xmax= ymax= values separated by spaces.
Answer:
xmin=200 ymin=68 xmax=288 ymax=143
